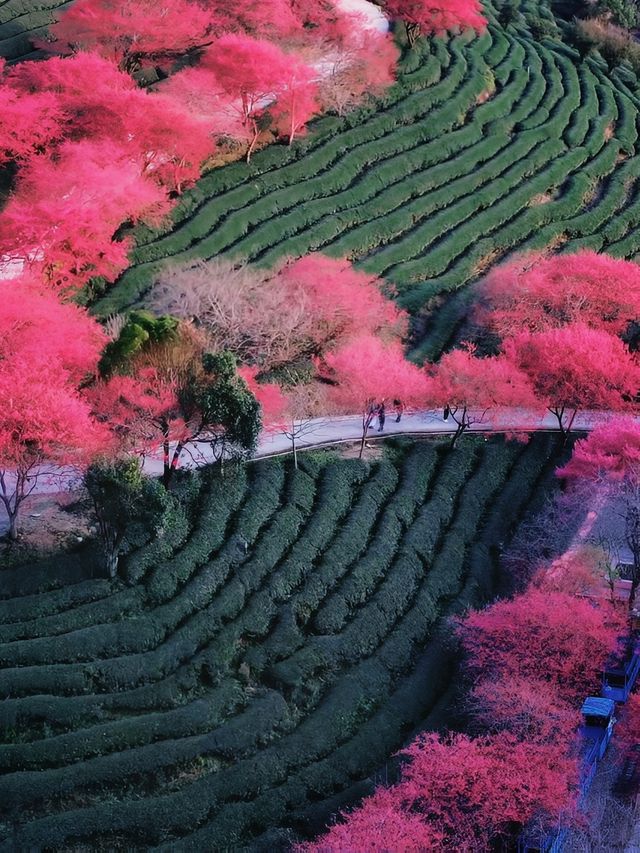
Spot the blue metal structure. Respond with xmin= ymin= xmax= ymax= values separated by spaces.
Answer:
xmin=602 ymin=644 xmax=640 ymax=702
xmin=579 ymin=697 xmax=616 ymax=799
xmin=518 ymin=696 xmax=617 ymax=851
xmin=517 ymin=825 xmax=567 ymax=853
xmin=581 ymin=697 xmax=616 ymax=759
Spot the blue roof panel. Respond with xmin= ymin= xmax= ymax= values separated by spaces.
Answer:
xmin=581 ymin=696 xmax=615 ymax=717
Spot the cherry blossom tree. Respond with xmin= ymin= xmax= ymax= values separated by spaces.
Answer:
xmin=296 ymin=786 xmax=444 ymax=852
xmin=44 ymin=0 xmax=215 ymax=72
xmin=317 ymin=29 xmax=398 ymax=116
xmin=319 ymin=334 xmax=426 ymax=457
xmin=457 ymin=588 xmax=624 ymax=702
xmin=92 ymin=321 xmax=261 ymax=486
xmin=398 ymin=731 xmax=578 ymax=848
xmin=0 ymin=277 xmax=107 ymax=539
xmin=0 ymin=61 xmax=65 ymax=168
xmin=478 ymin=251 xmax=640 ymax=338
xmin=0 ymin=140 xmax=168 ymax=291
xmin=237 ymin=365 xmax=287 ymax=426
xmin=201 ymin=35 xmax=318 ymax=159
xmin=383 ymin=0 xmax=486 ymax=45
xmin=615 ymin=691 xmax=640 ymax=754
xmin=204 ymin=0 xmax=301 ymax=39
xmin=425 ymin=344 xmax=537 ymax=447
xmin=467 ymin=676 xmax=581 ymax=744
xmin=279 ymin=254 xmax=407 ymax=344
xmin=503 ymin=324 xmax=640 ymax=437
xmin=300 ymin=732 xmax=577 ymax=852
xmin=147 ymin=254 xmax=406 ymax=369
xmin=290 ymin=0 xmax=364 ymax=45
xmin=8 ymin=54 xmax=215 ymax=195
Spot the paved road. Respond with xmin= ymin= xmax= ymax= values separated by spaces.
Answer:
xmin=0 ymin=408 xmax=612 ymax=537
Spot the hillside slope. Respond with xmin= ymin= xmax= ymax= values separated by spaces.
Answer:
xmin=78 ymin=0 xmax=640 ymax=359
xmin=0 ymin=436 xmax=566 ymax=849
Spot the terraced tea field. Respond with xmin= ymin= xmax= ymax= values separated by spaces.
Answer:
xmin=0 ymin=436 xmax=567 ymax=849
xmin=0 ymin=0 xmax=69 ymax=61
xmin=78 ymin=0 xmax=640 ymax=358
xmin=0 ymin=0 xmax=631 ymax=846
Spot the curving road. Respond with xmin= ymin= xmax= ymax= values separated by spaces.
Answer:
xmin=0 ymin=408 xmax=609 ymax=537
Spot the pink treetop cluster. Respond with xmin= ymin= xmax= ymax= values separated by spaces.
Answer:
xmin=280 ymin=254 xmax=407 ymax=344
xmin=40 ymin=0 xmax=216 ymax=72
xmin=471 ymin=252 xmax=640 ymax=435
xmin=0 ymin=140 xmax=170 ymax=290
xmin=458 ymin=588 xmax=624 ymax=703
xmin=304 ymin=554 xmax=620 ymax=852
xmin=383 ymin=0 xmax=486 ymax=43
xmin=0 ymin=278 xmax=108 ymax=538
xmin=558 ymin=417 xmax=640 ymax=484
xmin=192 ymin=34 xmax=320 ymax=158
xmin=479 ymin=249 xmax=640 ymax=336
xmin=299 ymin=731 xmax=578 ymax=852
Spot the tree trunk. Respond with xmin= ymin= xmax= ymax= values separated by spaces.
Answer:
xmin=359 ymin=427 xmax=367 ymax=459
xmin=246 ymin=124 xmax=259 ymax=163
xmin=549 ymin=406 xmax=577 ymax=442
xmin=8 ymin=511 xmax=18 ymax=541
xmin=162 ymin=433 xmax=171 ymax=489
xmin=450 ymin=422 xmax=466 ymax=449
xmin=449 ymin=408 xmax=468 ymax=449
xmin=626 ymin=498 xmax=640 ymax=617
xmin=359 ymin=410 xmax=375 ymax=459
xmin=105 ymin=549 xmax=119 ymax=579
xmin=1 ymin=468 xmax=25 ymax=541
xmin=292 ymin=430 xmax=298 ymax=470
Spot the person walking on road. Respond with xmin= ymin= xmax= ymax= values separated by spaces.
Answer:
xmin=377 ymin=401 xmax=386 ymax=432
xmin=393 ymin=399 xmax=404 ymax=423
xmin=366 ymin=398 xmax=377 ymax=431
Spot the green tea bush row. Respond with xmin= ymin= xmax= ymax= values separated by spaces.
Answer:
xmin=311 ymin=445 xmax=439 ymax=633
xmin=0 ymin=439 xmax=562 ymax=850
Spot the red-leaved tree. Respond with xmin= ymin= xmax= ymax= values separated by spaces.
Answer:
xmin=424 ymin=344 xmax=537 ymax=447
xmin=503 ymin=324 xmax=640 ymax=437
xmin=0 ymin=277 xmax=107 ymax=539
xmin=300 ymin=732 xmax=577 ymax=852
xmin=0 ymin=60 xmax=65 ymax=168
xmin=319 ymin=334 xmax=426 ymax=457
xmin=383 ymin=0 xmax=486 ymax=45
xmin=204 ymin=0 xmax=302 ymax=39
xmin=317 ymin=29 xmax=398 ymax=116
xmin=0 ymin=140 xmax=168 ymax=291
xmin=200 ymin=34 xmax=318 ymax=158
xmin=457 ymin=588 xmax=624 ymax=703
xmin=8 ymin=53 xmax=215 ymax=195
xmin=478 ymin=251 xmax=640 ymax=338
xmin=279 ymin=253 xmax=407 ymax=345
xmin=44 ymin=0 xmax=215 ymax=72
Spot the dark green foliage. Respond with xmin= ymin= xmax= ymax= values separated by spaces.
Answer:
xmin=190 ymin=351 xmax=261 ymax=461
xmin=596 ymin=0 xmax=638 ymax=30
xmin=84 ymin=456 xmax=173 ymax=578
xmin=0 ymin=436 xmax=566 ymax=849
xmin=98 ymin=310 xmax=179 ymax=378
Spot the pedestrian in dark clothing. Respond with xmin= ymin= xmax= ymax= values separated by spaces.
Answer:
xmin=366 ymin=398 xmax=377 ymax=430
xmin=377 ymin=401 xmax=386 ymax=432
xmin=393 ymin=399 xmax=404 ymax=423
